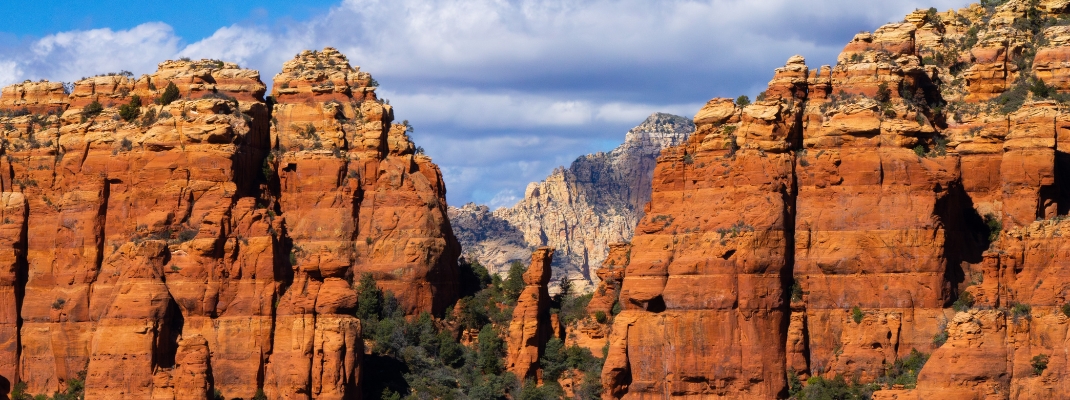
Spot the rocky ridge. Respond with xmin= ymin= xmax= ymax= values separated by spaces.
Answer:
xmin=449 ymin=113 xmax=693 ymax=289
xmin=0 ymin=48 xmax=458 ymax=399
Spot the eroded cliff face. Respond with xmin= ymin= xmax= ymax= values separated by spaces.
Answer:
xmin=0 ymin=48 xmax=458 ymax=399
xmin=450 ymin=113 xmax=694 ymax=290
xmin=601 ymin=1 xmax=1070 ymax=399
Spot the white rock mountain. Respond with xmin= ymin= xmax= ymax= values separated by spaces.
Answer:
xmin=448 ymin=112 xmax=695 ymax=290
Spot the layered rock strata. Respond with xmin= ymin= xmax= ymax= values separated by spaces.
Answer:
xmin=450 ymin=113 xmax=693 ymax=288
xmin=601 ymin=2 xmax=1070 ymax=399
xmin=0 ymin=48 xmax=458 ymax=399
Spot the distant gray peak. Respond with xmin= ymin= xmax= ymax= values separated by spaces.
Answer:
xmin=452 ymin=202 xmax=490 ymax=214
xmin=620 ymin=112 xmax=695 ymax=152
xmin=448 ymin=111 xmax=695 ymax=286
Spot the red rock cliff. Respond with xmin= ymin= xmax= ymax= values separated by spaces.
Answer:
xmin=0 ymin=48 xmax=459 ymax=399
xmin=601 ymin=2 xmax=1070 ymax=399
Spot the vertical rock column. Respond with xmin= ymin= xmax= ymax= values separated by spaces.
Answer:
xmin=267 ymin=48 xmax=366 ymax=400
xmin=0 ymin=193 xmax=26 ymax=384
xmin=266 ymin=47 xmax=458 ymax=399
xmin=604 ymin=88 xmax=798 ymax=398
xmin=505 ymin=247 xmax=554 ymax=380
xmin=795 ymin=38 xmax=965 ymax=379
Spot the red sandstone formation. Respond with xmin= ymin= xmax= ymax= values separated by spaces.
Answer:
xmin=586 ymin=243 xmax=629 ymax=317
xmin=600 ymin=1 xmax=1070 ymax=399
xmin=0 ymin=82 xmax=68 ymax=114
xmin=605 ymin=92 xmax=797 ymax=398
xmin=0 ymin=48 xmax=458 ymax=399
xmin=505 ymin=247 xmax=555 ymax=380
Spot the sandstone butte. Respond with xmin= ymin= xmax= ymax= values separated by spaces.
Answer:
xmin=0 ymin=48 xmax=459 ymax=399
xmin=597 ymin=1 xmax=1070 ymax=399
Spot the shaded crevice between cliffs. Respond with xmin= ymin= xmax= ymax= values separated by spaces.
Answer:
xmin=934 ymin=182 xmax=989 ymax=305
xmin=779 ymin=88 xmax=808 ymax=399
xmin=1054 ymin=150 xmax=1070 ymax=216
xmin=13 ymin=192 xmax=28 ymax=387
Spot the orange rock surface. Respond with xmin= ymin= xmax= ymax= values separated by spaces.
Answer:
xmin=601 ymin=2 xmax=1070 ymax=399
xmin=505 ymin=247 xmax=555 ymax=380
xmin=0 ymin=48 xmax=458 ymax=399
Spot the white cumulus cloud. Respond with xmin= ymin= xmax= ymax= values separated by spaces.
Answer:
xmin=0 ymin=23 xmax=181 ymax=85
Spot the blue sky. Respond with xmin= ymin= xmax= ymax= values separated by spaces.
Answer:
xmin=0 ymin=1 xmax=337 ymax=40
xmin=0 ymin=0 xmax=974 ymax=208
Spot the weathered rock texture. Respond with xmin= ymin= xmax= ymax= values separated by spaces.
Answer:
xmin=601 ymin=2 xmax=1070 ymax=399
xmin=504 ymin=247 xmax=555 ymax=380
xmin=0 ymin=48 xmax=458 ymax=399
xmin=450 ymin=113 xmax=693 ymax=289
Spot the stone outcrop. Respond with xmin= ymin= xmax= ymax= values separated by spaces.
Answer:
xmin=0 ymin=47 xmax=458 ymax=399
xmin=600 ymin=2 xmax=1070 ymax=399
xmin=504 ymin=247 xmax=555 ymax=380
xmin=450 ymin=113 xmax=693 ymax=289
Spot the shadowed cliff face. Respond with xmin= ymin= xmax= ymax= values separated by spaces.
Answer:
xmin=449 ymin=113 xmax=694 ymax=291
xmin=597 ymin=1 xmax=1070 ymax=399
xmin=0 ymin=47 xmax=459 ymax=400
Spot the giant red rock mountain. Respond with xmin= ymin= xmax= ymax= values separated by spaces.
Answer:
xmin=598 ymin=1 xmax=1070 ymax=399
xmin=0 ymin=48 xmax=458 ymax=399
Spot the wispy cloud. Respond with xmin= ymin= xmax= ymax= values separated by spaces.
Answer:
xmin=5 ymin=23 xmax=180 ymax=82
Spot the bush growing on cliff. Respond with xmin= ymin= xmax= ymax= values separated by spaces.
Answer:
xmin=851 ymin=306 xmax=864 ymax=324
xmin=611 ymin=299 xmax=622 ymax=316
xmin=952 ymin=291 xmax=975 ymax=312
xmin=12 ymin=369 xmax=86 ymax=400
xmin=796 ymin=374 xmax=878 ymax=400
xmin=0 ymin=107 xmax=30 ymax=119
xmin=1032 ymin=354 xmax=1049 ymax=375
xmin=875 ymin=82 xmax=892 ymax=104
xmin=932 ymin=329 xmax=949 ymax=347
xmin=139 ymin=108 xmax=157 ymax=126
xmin=735 ymin=95 xmax=751 ymax=107
xmin=984 ymin=213 xmax=1002 ymax=244
xmin=879 ymin=349 xmax=929 ymax=389
xmin=118 ymin=95 xmax=142 ymax=122
xmin=980 ymin=0 xmax=1010 ymax=9
xmin=81 ymin=101 xmax=104 ymax=122
xmin=157 ymin=82 xmax=180 ymax=106
xmin=1011 ymin=303 xmax=1032 ymax=321
xmin=790 ymin=280 xmax=804 ymax=302
xmin=517 ymin=380 xmax=564 ymax=400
